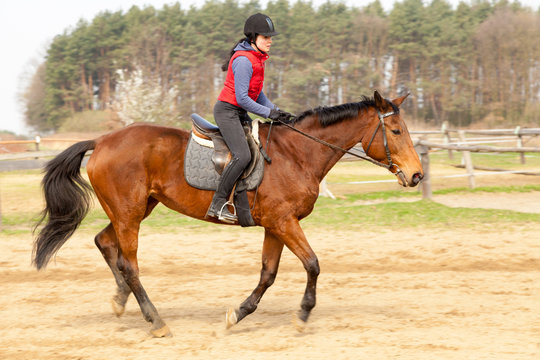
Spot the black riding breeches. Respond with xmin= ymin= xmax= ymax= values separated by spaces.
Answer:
xmin=213 ymin=101 xmax=252 ymax=199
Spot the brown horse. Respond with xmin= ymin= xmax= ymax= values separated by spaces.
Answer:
xmin=33 ymin=91 xmax=423 ymax=337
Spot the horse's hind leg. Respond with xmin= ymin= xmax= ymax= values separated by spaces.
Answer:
xmin=95 ymin=199 xmax=159 ymax=317
xmin=95 ymin=223 xmax=131 ymax=316
xmin=115 ymin=223 xmax=170 ymax=337
xmin=226 ymin=229 xmax=284 ymax=329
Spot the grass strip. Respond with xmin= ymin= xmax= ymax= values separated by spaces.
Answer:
xmin=3 ymin=186 xmax=539 ymax=236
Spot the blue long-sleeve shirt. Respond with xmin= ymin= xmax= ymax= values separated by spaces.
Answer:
xmin=231 ymin=41 xmax=275 ymax=118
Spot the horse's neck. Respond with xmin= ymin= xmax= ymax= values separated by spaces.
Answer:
xmin=293 ymin=113 xmax=371 ymax=181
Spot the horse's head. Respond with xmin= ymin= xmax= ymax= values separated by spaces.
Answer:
xmin=361 ymin=90 xmax=423 ymax=187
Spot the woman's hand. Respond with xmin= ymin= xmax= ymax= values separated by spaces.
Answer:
xmin=269 ymin=109 xmax=295 ymax=123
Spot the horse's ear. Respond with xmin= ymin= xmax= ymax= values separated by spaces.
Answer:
xmin=392 ymin=93 xmax=410 ymax=107
xmin=374 ymin=90 xmax=386 ymax=110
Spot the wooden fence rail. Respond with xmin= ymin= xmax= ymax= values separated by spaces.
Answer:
xmin=414 ymin=139 xmax=540 ymax=200
xmin=0 ymin=136 xmax=88 ymax=152
xmin=415 ymin=140 xmax=540 ymax=154
xmin=410 ymin=126 xmax=540 ymax=136
xmin=0 ymin=151 xmax=63 ymax=161
xmin=410 ymin=124 xmax=540 ymax=163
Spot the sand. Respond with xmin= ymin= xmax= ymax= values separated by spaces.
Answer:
xmin=0 ymin=193 xmax=539 ymax=359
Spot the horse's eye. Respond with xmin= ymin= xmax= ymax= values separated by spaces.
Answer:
xmin=391 ymin=129 xmax=401 ymax=135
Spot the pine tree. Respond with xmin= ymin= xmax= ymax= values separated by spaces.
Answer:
xmin=23 ymin=0 xmax=540 ymax=130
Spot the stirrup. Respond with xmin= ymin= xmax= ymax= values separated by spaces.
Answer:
xmin=218 ymin=201 xmax=237 ymax=224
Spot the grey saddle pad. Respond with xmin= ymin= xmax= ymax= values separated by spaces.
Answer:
xmin=184 ymin=135 xmax=264 ymax=191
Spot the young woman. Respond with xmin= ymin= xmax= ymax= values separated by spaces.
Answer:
xmin=207 ymin=13 xmax=293 ymax=223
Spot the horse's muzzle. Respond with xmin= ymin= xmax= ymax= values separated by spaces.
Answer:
xmin=396 ymin=170 xmax=423 ymax=187
xmin=411 ymin=172 xmax=423 ymax=186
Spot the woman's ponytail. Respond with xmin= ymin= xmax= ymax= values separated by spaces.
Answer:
xmin=221 ymin=36 xmax=254 ymax=71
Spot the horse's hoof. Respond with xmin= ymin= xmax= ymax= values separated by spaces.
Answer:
xmin=225 ymin=307 xmax=238 ymax=329
xmin=111 ymin=298 xmax=125 ymax=317
xmin=292 ymin=312 xmax=307 ymax=333
xmin=151 ymin=324 xmax=172 ymax=338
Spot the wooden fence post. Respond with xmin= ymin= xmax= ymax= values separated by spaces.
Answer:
xmin=35 ymin=135 xmax=41 ymax=152
xmin=416 ymin=144 xmax=432 ymax=200
xmin=319 ymin=177 xmax=335 ymax=199
xmin=458 ymin=131 xmax=476 ymax=189
xmin=442 ymin=121 xmax=453 ymax=160
xmin=515 ymin=126 xmax=525 ymax=164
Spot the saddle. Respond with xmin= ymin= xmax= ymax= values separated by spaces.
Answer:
xmin=185 ymin=114 xmax=267 ymax=227
xmin=190 ymin=114 xmax=260 ymax=178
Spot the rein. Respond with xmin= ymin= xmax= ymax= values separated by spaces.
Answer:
xmin=274 ymin=110 xmax=404 ymax=177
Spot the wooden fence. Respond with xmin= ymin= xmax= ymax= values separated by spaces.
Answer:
xmin=1 ymin=129 xmax=540 ymax=198
xmin=410 ymin=125 xmax=540 ymax=199
xmin=0 ymin=137 xmax=91 ymax=172
xmin=415 ymin=141 xmax=540 ymax=200
xmin=0 ymin=136 xmax=85 ymax=150
xmin=410 ymin=124 xmax=540 ymax=164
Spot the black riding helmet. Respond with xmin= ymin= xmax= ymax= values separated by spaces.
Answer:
xmin=244 ymin=13 xmax=279 ymax=38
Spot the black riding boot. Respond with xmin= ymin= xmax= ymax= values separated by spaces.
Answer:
xmin=206 ymin=157 xmax=244 ymax=223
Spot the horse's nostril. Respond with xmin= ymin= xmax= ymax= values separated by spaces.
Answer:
xmin=412 ymin=172 xmax=423 ymax=185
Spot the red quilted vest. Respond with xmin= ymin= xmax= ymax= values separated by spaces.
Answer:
xmin=218 ymin=50 xmax=269 ymax=106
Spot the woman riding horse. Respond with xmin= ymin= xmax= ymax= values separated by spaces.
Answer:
xmin=208 ymin=13 xmax=293 ymax=223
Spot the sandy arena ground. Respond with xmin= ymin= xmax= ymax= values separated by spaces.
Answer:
xmin=0 ymin=193 xmax=539 ymax=360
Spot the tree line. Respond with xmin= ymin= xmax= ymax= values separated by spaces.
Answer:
xmin=22 ymin=0 xmax=540 ymax=132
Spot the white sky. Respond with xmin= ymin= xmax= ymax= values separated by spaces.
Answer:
xmin=1 ymin=0 xmax=538 ymax=135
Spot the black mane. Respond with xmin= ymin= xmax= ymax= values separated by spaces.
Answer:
xmin=294 ymin=96 xmax=399 ymax=127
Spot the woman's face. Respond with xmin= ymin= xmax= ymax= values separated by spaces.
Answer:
xmin=254 ymin=35 xmax=273 ymax=53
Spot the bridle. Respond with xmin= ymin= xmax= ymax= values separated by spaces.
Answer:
xmin=274 ymin=109 xmax=407 ymax=184
xmin=365 ymin=110 xmax=402 ymax=176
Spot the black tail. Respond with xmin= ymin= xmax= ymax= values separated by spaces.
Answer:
xmin=33 ymin=140 xmax=96 ymax=270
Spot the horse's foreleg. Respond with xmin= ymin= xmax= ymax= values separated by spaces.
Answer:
xmin=116 ymin=225 xmax=170 ymax=337
xmin=95 ymin=223 xmax=131 ymax=316
xmin=226 ymin=229 xmax=284 ymax=329
xmin=277 ymin=219 xmax=320 ymax=327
